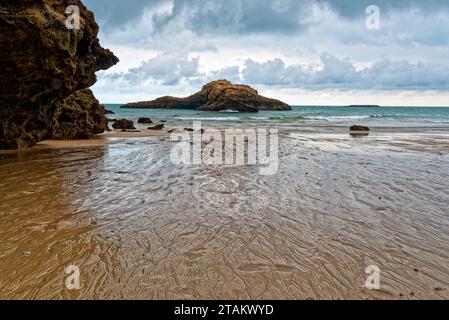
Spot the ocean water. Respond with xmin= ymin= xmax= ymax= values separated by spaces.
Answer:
xmin=104 ymin=105 xmax=449 ymax=131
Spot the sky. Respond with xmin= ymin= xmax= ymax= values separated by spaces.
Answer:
xmin=83 ymin=0 xmax=449 ymax=106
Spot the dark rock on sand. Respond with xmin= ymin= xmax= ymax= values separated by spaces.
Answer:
xmin=112 ymin=119 xmax=136 ymax=130
xmin=350 ymin=125 xmax=370 ymax=131
xmin=184 ymin=128 xmax=205 ymax=133
xmin=138 ymin=117 xmax=153 ymax=124
xmin=0 ymin=0 xmax=118 ymax=149
xmin=148 ymin=124 xmax=164 ymax=130
xmin=121 ymin=80 xmax=291 ymax=113
xmin=350 ymin=125 xmax=370 ymax=137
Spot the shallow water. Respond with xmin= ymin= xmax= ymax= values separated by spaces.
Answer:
xmin=106 ymin=105 xmax=449 ymax=128
xmin=1 ymin=126 xmax=449 ymax=299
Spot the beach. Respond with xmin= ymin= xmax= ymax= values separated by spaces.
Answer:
xmin=1 ymin=107 xmax=449 ymax=299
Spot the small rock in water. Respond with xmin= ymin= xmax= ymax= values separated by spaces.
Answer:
xmin=148 ymin=124 xmax=164 ymax=130
xmin=113 ymin=119 xmax=136 ymax=130
xmin=138 ymin=117 xmax=153 ymax=124
xmin=350 ymin=125 xmax=370 ymax=131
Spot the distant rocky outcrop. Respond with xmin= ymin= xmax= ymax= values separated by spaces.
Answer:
xmin=122 ymin=80 xmax=291 ymax=113
xmin=0 ymin=0 xmax=118 ymax=149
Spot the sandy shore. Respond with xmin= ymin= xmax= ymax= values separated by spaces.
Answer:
xmin=0 ymin=130 xmax=172 ymax=153
xmin=0 ymin=127 xmax=448 ymax=299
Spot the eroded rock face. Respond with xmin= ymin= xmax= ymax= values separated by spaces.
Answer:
xmin=51 ymin=89 xmax=108 ymax=139
xmin=0 ymin=0 xmax=118 ymax=149
xmin=122 ymin=80 xmax=291 ymax=112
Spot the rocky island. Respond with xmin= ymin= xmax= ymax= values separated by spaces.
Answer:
xmin=121 ymin=80 xmax=291 ymax=113
xmin=0 ymin=0 xmax=118 ymax=149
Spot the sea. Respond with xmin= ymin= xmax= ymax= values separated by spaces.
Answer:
xmin=104 ymin=105 xmax=449 ymax=132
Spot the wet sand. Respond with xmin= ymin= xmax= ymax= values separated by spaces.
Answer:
xmin=1 ymin=127 xmax=449 ymax=299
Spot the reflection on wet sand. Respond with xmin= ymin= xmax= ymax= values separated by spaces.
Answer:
xmin=1 ymin=130 xmax=449 ymax=299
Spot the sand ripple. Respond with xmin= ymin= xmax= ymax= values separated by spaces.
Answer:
xmin=1 ymin=132 xmax=449 ymax=299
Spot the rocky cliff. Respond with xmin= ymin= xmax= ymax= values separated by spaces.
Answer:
xmin=122 ymin=80 xmax=291 ymax=112
xmin=0 ymin=0 xmax=118 ymax=149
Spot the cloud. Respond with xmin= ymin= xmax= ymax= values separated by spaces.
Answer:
xmin=242 ymin=55 xmax=449 ymax=90
xmin=101 ymin=52 xmax=449 ymax=92
xmin=85 ymin=0 xmax=449 ymax=33
xmin=105 ymin=53 xmax=200 ymax=85
xmin=83 ymin=0 xmax=164 ymax=28
xmin=83 ymin=1 xmax=449 ymax=105
xmin=206 ymin=66 xmax=242 ymax=84
xmin=322 ymin=0 xmax=449 ymax=18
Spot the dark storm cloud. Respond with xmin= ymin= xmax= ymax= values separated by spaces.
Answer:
xmin=323 ymin=0 xmax=449 ymax=18
xmin=84 ymin=0 xmax=449 ymax=33
xmin=153 ymin=0 xmax=314 ymax=34
xmin=83 ymin=0 xmax=164 ymax=27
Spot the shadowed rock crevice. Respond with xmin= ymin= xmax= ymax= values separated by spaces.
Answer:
xmin=50 ymin=89 xmax=108 ymax=139
xmin=122 ymin=80 xmax=291 ymax=113
xmin=0 ymin=0 xmax=118 ymax=149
